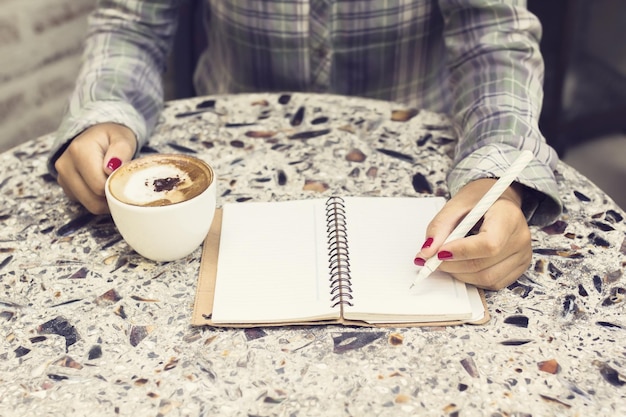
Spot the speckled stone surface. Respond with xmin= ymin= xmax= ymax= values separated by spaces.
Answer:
xmin=1 ymin=93 xmax=625 ymax=417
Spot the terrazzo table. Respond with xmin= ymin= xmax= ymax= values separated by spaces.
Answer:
xmin=1 ymin=93 xmax=625 ymax=417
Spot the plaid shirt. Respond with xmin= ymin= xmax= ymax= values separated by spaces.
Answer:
xmin=49 ymin=0 xmax=562 ymax=225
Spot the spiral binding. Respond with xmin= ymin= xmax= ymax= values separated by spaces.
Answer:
xmin=325 ymin=197 xmax=353 ymax=309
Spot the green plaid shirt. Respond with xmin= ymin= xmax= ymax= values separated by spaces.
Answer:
xmin=50 ymin=0 xmax=562 ymax=225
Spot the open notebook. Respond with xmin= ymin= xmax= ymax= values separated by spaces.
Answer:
xmin=192 ymin=197 xmax=489 ymax=327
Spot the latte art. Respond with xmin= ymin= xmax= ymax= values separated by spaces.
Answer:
xmin=108 ymin=155 xmax=212 ymax=207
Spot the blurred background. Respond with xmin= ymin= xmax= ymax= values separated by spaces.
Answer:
xmin=0 ymin=0 xmax=624 ymax=209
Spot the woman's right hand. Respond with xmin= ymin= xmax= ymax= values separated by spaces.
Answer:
xmin=55 ymin=123 xmax=137 ymax=214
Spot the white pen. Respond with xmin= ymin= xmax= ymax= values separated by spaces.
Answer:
xmin=409 ymin=150 xmax=534 ymax=289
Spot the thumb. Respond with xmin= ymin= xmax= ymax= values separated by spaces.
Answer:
xmin=102 ymin=124 xmax=138 ymax=175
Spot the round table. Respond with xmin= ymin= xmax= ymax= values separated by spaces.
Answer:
xmin=1 ymin=93 xmax=625 ymax=416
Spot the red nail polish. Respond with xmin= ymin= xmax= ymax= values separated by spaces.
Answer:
xmin=437 ymin=251 xmax=453 ymax=260
xmin=107 ymin=157 xmax=122 ymax=171
xmin=421 ymin=237 xmax=433 ymax=249
xmin=413 ymin=257 xmax=425 ymax=266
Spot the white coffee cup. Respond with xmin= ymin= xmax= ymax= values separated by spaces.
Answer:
xmin=105 ymin=154 xmax=217 ymax=262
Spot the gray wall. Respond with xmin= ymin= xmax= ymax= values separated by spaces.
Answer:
xmin=0 ymin=0 xmax=96 ymax=153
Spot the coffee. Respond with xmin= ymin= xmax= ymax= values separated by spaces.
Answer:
xmin=108 ymin=154 xmax=213 ymax=207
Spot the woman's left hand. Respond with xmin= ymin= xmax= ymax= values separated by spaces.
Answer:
xmin=414 ymin=179 xmax=532 ymax=290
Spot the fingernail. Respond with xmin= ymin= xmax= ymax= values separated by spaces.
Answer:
xmin=107 ymin=157 xmax=122 ymax=171
xmin=421 ymin=237 xmax=434 ymax=249
xmin=437 ymin=251 xmax=453 ymax=260
xmin=413 ymin=257 xmax=425 ymax=266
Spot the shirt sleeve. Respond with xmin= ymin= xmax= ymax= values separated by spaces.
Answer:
xmin=47 ymin=0 xmax=180 ymax=176
xmin=438 ymin=0 xmax=562 ymax=226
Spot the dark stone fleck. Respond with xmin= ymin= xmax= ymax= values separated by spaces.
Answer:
xmin=69 ymin=267 xmax=89 ymax=279
xmin=236 ymin=197 xmax=253 ymax=202
xmin=590 ymin=220 xmax=615 ymax=232
xmin=202 ymin=141 xmax=214 ymax=149
xmin=87 ymin=345 xmax=102 ymax=360
xmin=40 ymin=226 xmax=54 ymax=234
xmin=605 ymin=209 xmax=623 ymax=223
xmin=541 ymin=220 xmax=567 ymax=235
xmin=244 ymin=328 xmax=267 ymax=341
xmin=534 ymin=259 xmax=546 ymax=273
xmin=332 ymin=332 xmax=384 ymax=354
xmin=504 ymin=315 xmax=529 ymax=328
xmin=277 ymin=170 xmax=287 ymax=186
xmin=548 ymin=262 xmax=563 ymax=280
xmin=230 ymin=140 xmax=245 ymax=148
xmin=57 ymin=212 xmax=96 ymax=237
xmin=411 ymin=173 xmax=432 ymax=194
xmin=167 ymin=142 xmax=197 ymax=153
xmin=290 ymin=106 xmax=305 ymax=126
xmin=507 ymin=281 xmax=533 ymax=298
xmin=458 ymin=383 xmax=468 ymax=392
xmin=14 ymin=346 xmax=30 ymax=358
xmin=533 ymin=248 xmax=583 ymax=258
xmin=1 ymin=311 xmax=15 ymax=321
xmin=140 ymin=145 xmax=159 ymax=154
xmin=376 ymin=148 xmax=414 ymax=163
xmin=225 ymin=122 xmax=257 ymax=128
xmin=129 ymin=325 xmax=152 ymax=347
xmin=263 ymin=396 xmax=285 ymax=404
xmin=573 ymin=190 xmax=591 ymax=202
xmin=589 ymin=233 xmax=611 ymax=248
xmin=460 ymin=357 xmax=480 ymax=378
xmin=416 ymin=133 xmax=432 ymax=146
xmin=596 ymin=321 xmax=623 ymax=329
xmin=29 ymin=336 xmax=47 ymax=343
xmin=51 ymin=299 xmax=82 ymax=308
xmin=500 ymin=339 xmax=532 ymax=346
xmin=596 ymin=361 xmax=626 ymax=387
xmin=562 ymin=294 xmax=578 ymax=317
xmin=174 ymin=109 xmax=213 ymax=118
xmin=196 ymin=99 xmax=215 ymax=109
xmin=288 ymin=129 xmax=331 ymax=140
xmin=47 ymin=374 xmax=69 ymax=381
xmin=593 ymin=275 xmax=603 ymax=293
xmin=0 ymin=255 xmax=12 ymax=270
xmin=38 ymin=316 xmax=79 ymax=350
xmin=96 ymin=289 xmax=122 ymax=305
xmin=278 ymin=94 xmax=291 ymax=104
xmin=311 ymin=116 xmax=329 ymax=125
xmin=578 ymin=284 xmax=588 ymax=297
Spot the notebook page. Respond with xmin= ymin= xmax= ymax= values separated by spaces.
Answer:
xmin=342 ymin=197 xmax=474 ymax=322
xmin=211 ymin=200 xmax=336 ymax=324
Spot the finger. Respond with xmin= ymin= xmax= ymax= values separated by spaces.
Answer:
xmin=103 ymin=126 xmax=137 ymax=174
xmin=437 ymin=199 xmax=529 ymax=265
xmin=442 ymin=249 xmax=531 ymax=290
xmin=56 ymin=154 xmax=109 ymax=214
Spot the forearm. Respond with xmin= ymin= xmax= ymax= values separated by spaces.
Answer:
xmin=48 ymin=0 xmax=180 ymax=175
xmin=439 ymin=0 xmax=562 ymax=225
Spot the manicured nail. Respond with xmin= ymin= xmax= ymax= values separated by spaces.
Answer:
xmin=107 ymin=157 xmax=122 ymax=171
xmin=413 ymin=257 xmax=425 ymax=266
xmin=421 ymin=237 xmax=433 ymax=249
xmin=437 ymin=251 xmax=453 ymax=260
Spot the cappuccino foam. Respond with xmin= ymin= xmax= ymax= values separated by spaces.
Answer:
xmin=108 ymin=155 xmax=212 ymax=207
